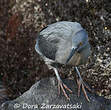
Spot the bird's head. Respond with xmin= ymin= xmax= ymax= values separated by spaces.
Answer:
xmin=66 ymin=29 xmax=89 ymax=64
xmin=72 ymin=29 xmax=88 ymax=52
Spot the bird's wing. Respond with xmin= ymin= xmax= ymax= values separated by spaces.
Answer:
xmin=36 ymin=21 xmax=83 ymax=63
xmin=37 ymin=34 xmax=59 ymax=60
xmin=36 ymin=22 xmax=73 ymax=61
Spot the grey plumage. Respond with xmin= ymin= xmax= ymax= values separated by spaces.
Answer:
xmin=38 ymin=35 xmax=59 ymax=60
xmin=35 ymin=21 xmax=90 ymax=66
xmin=35 ymin=21 xmax=91 ymax=101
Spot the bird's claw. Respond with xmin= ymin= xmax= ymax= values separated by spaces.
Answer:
xmin=58 ymin=80 xmax=72 ymax=100
xmin=77 ymin=79 xmax=91 ymax=102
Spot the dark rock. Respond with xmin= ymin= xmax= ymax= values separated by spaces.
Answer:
xmin=1 ymin=77 xmax=111 ymax=110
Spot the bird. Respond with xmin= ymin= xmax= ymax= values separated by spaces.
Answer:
xmin=35 ymin=21 xmax=91 ymax=101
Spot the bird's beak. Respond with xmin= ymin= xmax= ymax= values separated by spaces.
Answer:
xmin=66 ymin=47 xmax=78 ymax=64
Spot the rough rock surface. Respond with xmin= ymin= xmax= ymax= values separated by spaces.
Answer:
xmin=1 ymin=77 xmax=111 ymax=110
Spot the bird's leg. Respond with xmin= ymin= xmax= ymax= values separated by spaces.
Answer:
xmin=53 ymin=67 xmax=72 ymax=100
xmin=75 ymin=67 xmax=91 ymax=102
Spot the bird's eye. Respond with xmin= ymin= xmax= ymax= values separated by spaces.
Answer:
xmin=79 ymin=42 xmax=83 ymax=46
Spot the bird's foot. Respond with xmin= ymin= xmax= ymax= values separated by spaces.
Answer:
xmin=77 ymin=79 xmax=91 ymax=102
xmin=58 ymin=80 xmax=72 ymax=100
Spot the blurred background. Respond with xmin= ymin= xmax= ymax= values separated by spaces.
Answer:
xmin=0 ymin=0 xmax=111 ymax=104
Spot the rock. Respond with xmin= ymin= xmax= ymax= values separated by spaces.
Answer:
xmin=1 ymin=77 xmax=111 ymax=110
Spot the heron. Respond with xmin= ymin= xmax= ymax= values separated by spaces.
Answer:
xmin=35 ymin=21 xmax=91 ymax=101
